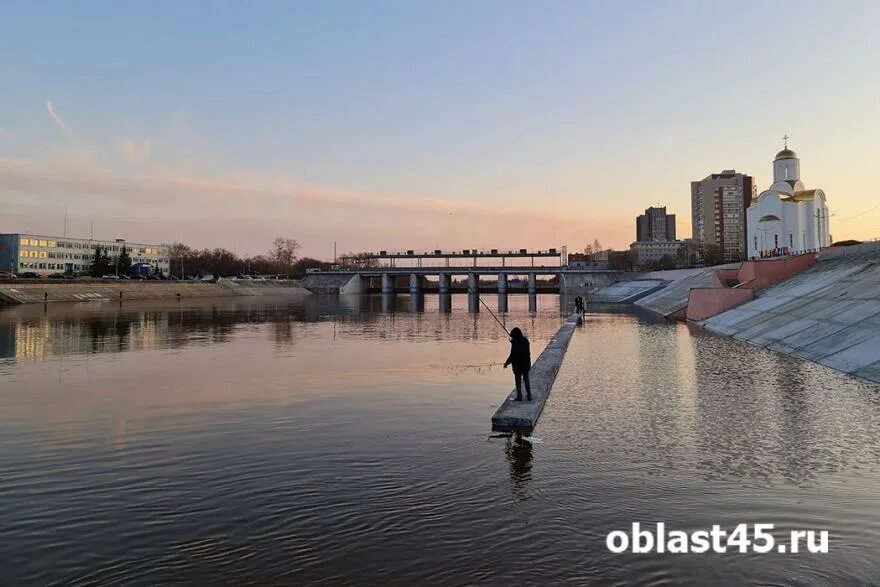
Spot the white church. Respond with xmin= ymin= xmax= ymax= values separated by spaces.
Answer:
xmin=746 ymin=142 xmax=831 ymax=259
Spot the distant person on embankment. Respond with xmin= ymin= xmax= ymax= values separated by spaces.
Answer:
xmin=503 ymin=327 xmax=532 ymax=402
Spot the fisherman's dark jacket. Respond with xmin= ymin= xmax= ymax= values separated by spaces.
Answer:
xmin=506 ymin=337 xmax=531 ymax=374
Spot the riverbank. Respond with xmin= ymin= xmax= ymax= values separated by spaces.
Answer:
xmin=0 ymin=279 xmax=310 ymax=305
xmin=698 ymin=250 xmax=880 ymax=385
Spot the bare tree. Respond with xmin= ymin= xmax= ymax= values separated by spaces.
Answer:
xmin=269 ymin=237 xmax=301 ymax=271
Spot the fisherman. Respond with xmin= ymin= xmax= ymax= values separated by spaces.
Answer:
xmin=503 ymin=327 xmax=532 ymax=401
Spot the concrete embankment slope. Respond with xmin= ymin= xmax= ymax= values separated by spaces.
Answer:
xmin=0 ymin=280 xmax=310 ymax=304
xmin=589 ymin=279 xmax=666 ymax=303
xmin=701 ymin=252 xmax=880 ymax=384
xmin=634 ymin=264 xmax=740 ymax=318
xmin=491 ymin=314 xmax=580 ymax=432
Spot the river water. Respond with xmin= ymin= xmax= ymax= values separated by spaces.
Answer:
xmin=1 ymin=294 xmax=879 ymax=585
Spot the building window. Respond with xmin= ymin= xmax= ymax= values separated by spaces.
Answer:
xmin=19 ymin=238 xmax=28 ymax=246
xmin=30 ymin=239 xmax=38 ymax=246
xmin=48 ymin=241 xmax=56 ymax=248
xmin=774 ymin=234 xmax=779 ymax=248
xmin=754 ymin=236 xmax=757 ymax=250
xmin=789 ymin=234 xmax=793 ymax=248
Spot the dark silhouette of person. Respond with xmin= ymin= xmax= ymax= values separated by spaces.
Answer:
xmin=503 ymin=327 xmax=532 ymax=401
xmin=574 ymin=295 xmax=583 ymax=314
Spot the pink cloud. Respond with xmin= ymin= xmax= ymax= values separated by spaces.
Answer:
xmin=0 ymin=152 xmax=630 ymax=259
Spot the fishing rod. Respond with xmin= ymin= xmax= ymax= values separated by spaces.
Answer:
xmin=478 ymin=297 xmax=510 ymax=337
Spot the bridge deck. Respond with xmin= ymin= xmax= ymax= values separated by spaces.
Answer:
xmin=491 ymin=313 xmax=580 ymax=433
xmin=320 ymin=267 xmax=617 ymax=276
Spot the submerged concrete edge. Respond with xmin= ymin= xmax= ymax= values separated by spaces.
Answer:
xmin=491 ymin=314 xmax=580 ymax=432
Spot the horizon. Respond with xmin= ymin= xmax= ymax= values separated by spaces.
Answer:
xmin=3 ymin=1 xmax=879 ymax=259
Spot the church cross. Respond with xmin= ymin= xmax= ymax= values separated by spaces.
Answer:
xmin=782 ymin=134 xmax=789 ymax=149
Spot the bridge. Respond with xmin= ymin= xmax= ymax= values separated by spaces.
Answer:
xmin=302 ymin=247 xmax=630 ymax=312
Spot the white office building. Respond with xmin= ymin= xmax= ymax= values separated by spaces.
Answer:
xmin=0 ymin=233 xmax=170 ymax=276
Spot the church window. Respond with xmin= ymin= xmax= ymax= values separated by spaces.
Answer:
xmin=789 ymin=234 xmax=793 ymax=248
xmin=754 ymin=236 xmax=758 ymax=250
xmin=774 ymin=234 xmax=779 ymax=247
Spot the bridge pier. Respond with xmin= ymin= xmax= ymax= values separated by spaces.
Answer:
xmin=528 ymin=273 xmax=537 ymax=295
xmin=468 ymin=273 xmax=479 ymax=313
xmin=468 ymin=272 xmax=479 ymax=295
xmin=381 ymin=273 xmax=394 ymax=294
xmin=409 ymin=273 xmax=423 ymax=294
xmin=438 ymin=273 xmax=450 ymax=294
xmin=497 ymin=272 xmax=507 ymax=293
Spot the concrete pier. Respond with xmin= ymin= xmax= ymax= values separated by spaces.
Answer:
xmin=381 ymin=273 xmax=394 ymax=294
xmin=438 ymin=273 xmax=450 ymax=294
xmin=409 ymin=273 xmax=423 ymax=295
xmin=528 ymin=273 xmax=537 ymax=294
xmin=467 ymin=273 xmax=479 ymax=295
xmin=497 ymin=273 xmax=507 ymax=293
xmin=491 ymin=313 xmax=580 ymax=432
xmin=468 ymin=273 xmax=479 ymax=313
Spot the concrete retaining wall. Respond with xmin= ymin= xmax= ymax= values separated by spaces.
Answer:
xmin=687 ymin=287 xmax=754 ymax=321
xmin=0 ymin=280 xmax=310 ymax=304
xmin=635 ymin=266 xmax=733 ymax=317
xmin=302 ymin=273 xmax=362 ymax=294
xmin=590 ymin=279 xmax=667 ymax=303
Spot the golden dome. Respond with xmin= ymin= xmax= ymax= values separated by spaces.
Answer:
xmin=775 ymin=148 xmax=798 ymax=160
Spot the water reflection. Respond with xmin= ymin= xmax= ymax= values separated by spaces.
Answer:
xmin=3 ymin=298 xmax=880 ymax=585
xmin=505 ymin=433 xmax=533 ymax=500
xmin=0 ymin=294 xmax=563 ymax=364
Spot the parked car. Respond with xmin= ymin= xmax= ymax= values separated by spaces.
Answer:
xmin=101 ymin=274 xmax=120 ymax=280
xmin=19 ymin=272 xmax=40 ymax=278
xmin=47 ymin=273 xmax=66 ymax=279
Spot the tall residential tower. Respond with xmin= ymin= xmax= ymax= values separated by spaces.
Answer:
xmin=691 ymin=170 xmax=756 ymax=262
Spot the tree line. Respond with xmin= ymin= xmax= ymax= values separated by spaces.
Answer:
xmin=163 ymin=237 xmax=330 ymax=278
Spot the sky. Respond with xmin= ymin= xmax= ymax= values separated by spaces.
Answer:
xmin=2 ymin=0 xmax=880 ymax=259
